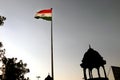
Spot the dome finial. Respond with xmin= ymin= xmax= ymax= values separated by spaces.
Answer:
xmin=89 ymin=44 xmax=91 ymax=49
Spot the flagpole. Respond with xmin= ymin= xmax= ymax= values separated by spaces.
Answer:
xmin=51 ymin=8 xmax=54 ymax=80
xmin=34 ymin=8 xmax=54 ymax=80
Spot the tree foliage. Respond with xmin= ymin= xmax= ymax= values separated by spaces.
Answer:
xmin=0 ymin=16 xmax=6 ymax=26
xmin=0 ymin=42 xmax=30 ymax=80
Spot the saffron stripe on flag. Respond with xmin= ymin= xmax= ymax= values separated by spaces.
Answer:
xmin=37 ymin=9 xmax=52 ymax=13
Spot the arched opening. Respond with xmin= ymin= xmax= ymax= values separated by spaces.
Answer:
xmin=92 ymin=68 xmax=100 ymax=78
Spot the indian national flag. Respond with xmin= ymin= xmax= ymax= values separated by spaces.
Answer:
xmin=35 ymin=8 xmax=52 ymax=21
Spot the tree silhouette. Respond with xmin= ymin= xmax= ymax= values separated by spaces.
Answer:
xmin=0 ymin=42 xmax=30 ymax=80
xmin=0 ymin=16 xmax=6 ymax=26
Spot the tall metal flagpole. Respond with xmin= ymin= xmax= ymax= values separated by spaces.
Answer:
xmin=34 ymin=8 xmax=54 ymax=80
xmin=51 ymin=8 xmax=54 ymax=80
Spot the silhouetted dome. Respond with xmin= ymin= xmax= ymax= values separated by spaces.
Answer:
xmin=81 ymin=47 xmax=106 ymax=68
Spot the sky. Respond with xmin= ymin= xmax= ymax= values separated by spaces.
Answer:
xmin=0 ymin=0 xmax=120 ymax=80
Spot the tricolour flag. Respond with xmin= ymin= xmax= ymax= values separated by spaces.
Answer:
xmin=35 ymin=8 xmax=52 ymax=21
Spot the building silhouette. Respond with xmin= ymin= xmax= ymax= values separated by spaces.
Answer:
xmin=80 ymin=45 xmax=109 ymax=80
xmin=45 ymin=74 xmax=53 ymax=80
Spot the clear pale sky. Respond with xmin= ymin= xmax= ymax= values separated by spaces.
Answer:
xmin=0 ymin=0 xmax=120 ymax=80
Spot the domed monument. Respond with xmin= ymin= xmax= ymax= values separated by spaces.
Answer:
xmin=80 ymin=45 xmax=108 ymax=80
